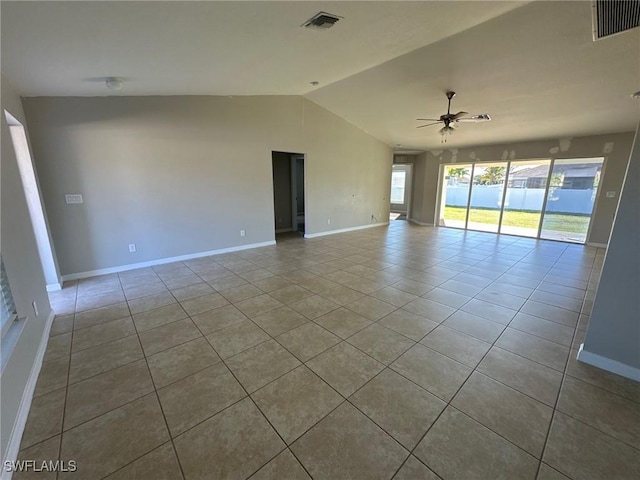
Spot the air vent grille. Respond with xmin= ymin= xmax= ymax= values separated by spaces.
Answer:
xmin=303 ymin=12 xmax=342 ymax=30
xmin=593 ymin=0 xmax=640 ymax=40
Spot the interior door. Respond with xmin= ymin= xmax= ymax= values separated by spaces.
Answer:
xmin=390 ymin=164 xmax=412 ymax=215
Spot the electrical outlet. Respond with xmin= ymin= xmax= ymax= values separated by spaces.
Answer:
xmin=327 ymin=219 xmax=331 ymax=225
xmin=65 ymin=194 xmax=83 ymax=204
xmin=32 ymin=301 xmax=39 ymax=317
xmin=129 ymin=244 xmax=136 ymax=253
xmin=240 ymin=229 xmax=246 ymax=237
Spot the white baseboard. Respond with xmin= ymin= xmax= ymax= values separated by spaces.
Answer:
xmin=2 ymin=310 xmax=56 ymax=480
xmin=407 ymin=218 xmax=435 ymax=227
xmin=45 ymin=283 xmax=62 ymax=292
xmin=586 ymin=242 xmax=608 ymax=248
xmin=577 ymin=343 xmax=640 ymax=382
xmin=61 ymin=241 xmax=276 ymax=282
xmin=304 ymin=222 xmax=389 ymax=239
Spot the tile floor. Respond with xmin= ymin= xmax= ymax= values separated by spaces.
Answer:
xmin=18 ymin=221 xmax=640 ymax=479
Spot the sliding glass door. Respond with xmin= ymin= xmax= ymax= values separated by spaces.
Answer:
xmin=501 ymin=160 xmax=551 ymax=238
xmin=438 ymin=164 xmax=472 ymax=228
xmin=437 ymin=157 xmax=604 ymax=244
xmin=540 ymin=158 xmax=604 ymax=243
xmin=466 ymin=162 xmax=508 ymax=233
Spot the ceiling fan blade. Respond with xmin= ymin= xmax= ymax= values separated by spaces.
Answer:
xmin=451 ymin=111 xmax=469 ymax=120
xmin=416 ymin=118 xmax=441 ymax=121
xmin=416 ymin=122 xmax=442 ymax=128
xmin=454 ymin=114 xmax=491 ymax=123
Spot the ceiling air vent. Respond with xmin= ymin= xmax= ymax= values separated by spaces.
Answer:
xmin=592 ymin=0 xmax=640 ymax=40
xmin=303 ymin=12 xmax=342 ymax=30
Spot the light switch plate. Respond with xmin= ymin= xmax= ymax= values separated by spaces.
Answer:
xmin=65 ymin=194 xmax=83 ymax=204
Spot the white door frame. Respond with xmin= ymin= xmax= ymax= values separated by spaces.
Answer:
xmin=290 ymin=154 xmax=305 ymax=232
xmin=4 ymin=110 xmax=62 ymax=290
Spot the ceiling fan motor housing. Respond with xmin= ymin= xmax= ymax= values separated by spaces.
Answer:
xmin=415 ymin=90 xmax=490 ymax=134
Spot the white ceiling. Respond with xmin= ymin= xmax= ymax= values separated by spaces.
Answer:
xmin=307 ymin=1 xmax=640 ymax=150
xmin=1 ymin=1 xmax=525 ymax=96
xmin=1 ymin=1 xmax=638 ymax=150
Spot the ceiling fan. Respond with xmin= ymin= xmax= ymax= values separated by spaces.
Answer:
xmin=417 ymin=91 xmax=491 ymax=142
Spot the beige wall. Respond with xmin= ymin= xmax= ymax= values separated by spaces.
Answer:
xmin=406 ymin=152 xmax=435 ymax=225
xmin=1 ymin=76 xmax=52 ymax=462
xmin=582 ymin=125 xmax=640 ymax=374
xmin=22 ymin=96 xmax=392 ymax=276
xmin=412 ymin=133 xmax=634 ymax=244
xmin=302 ymin=100 xmax=392 ymax=232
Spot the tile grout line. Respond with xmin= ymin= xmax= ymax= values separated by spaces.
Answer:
xmin=55 ymin=279 xmax=78 ymax=480
xmin=185 ymin=313 xmax=315 ymax=479
xmin=535 ymin=254 xmax=639 ymax=478
xmin=119 ymin=271 xmax=190 ymax=480
xmin=397 ymin=292 xmax=552 ymax=479
xmin=526 ymin=243 xmax=573 ymax=480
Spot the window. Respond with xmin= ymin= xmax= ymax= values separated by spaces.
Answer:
xmin=1 ymin=255 xmax=24 ymax=373
xmin=561 ymin=177 xmax=596 ymax=190
xmin=0 ymin=257 xmax=18 ymax=341
xmin=390 ymin=171 xmax=406 ymax=203
xmin=526 ymin=177 xmax=548 ymax=189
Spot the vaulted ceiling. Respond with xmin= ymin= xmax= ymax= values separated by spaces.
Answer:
xmin=2 ymin=1 xmax=638 ymax=150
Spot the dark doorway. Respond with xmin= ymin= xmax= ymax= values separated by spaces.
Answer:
xmin=272 ymin=151 xmax=305 ymax=239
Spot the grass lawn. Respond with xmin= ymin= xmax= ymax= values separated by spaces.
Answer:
xmin=444 ymin=206 xmax=590 ymax=234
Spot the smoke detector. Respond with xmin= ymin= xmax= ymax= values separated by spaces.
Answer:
xmin=302 ymin=12 xmax=342 ymax=30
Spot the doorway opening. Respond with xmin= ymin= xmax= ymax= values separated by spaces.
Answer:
xmin=437 ymin=157 xmax=604 ymax=244
xmin=272 ymin=151 xmax=305 ymax=240
xmin=390 ymin=164 xmax=412 ymax=221
xmin=4 ymin=110 xmax=61 ymax=289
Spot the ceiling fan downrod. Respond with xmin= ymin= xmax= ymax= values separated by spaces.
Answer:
xmin=446 ymin=91 xmax=455 ymax=115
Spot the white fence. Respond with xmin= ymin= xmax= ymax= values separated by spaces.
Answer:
xmin=444 ymin=186 xmax=596 ymax=214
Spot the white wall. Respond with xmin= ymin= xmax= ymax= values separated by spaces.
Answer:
xmin=22 ymin=96 xmax=392 ymax=277
xmin=1 ymin=75 xmax=53 ymax=464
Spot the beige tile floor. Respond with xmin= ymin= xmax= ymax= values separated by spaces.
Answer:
xmin=18 ymin=222 xmax=640 ymax=479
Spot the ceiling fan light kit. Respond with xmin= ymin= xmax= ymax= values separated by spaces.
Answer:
xmin=417 ymin=90 xmax=491 ymax=142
